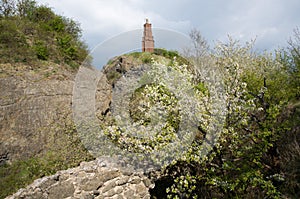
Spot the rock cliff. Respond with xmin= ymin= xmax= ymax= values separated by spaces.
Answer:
xmin=0 ymin=63 xmax=76 ymax=164
xmin=1 ymin=56 xmax=157 ymax=198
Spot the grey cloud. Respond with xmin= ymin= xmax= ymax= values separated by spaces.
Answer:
xmin=38 ymin=0 xmax=300 ymax=52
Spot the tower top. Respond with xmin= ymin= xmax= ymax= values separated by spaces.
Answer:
xmin=142 ymin=19 xmax=154 ymax=52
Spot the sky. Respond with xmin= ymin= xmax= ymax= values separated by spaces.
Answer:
xmin=38 ymin=0 xmax=300 ymax=68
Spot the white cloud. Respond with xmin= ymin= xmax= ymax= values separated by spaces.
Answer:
xmin=38 ymin=0 xmax=191 ymax=49
xmin=37 ymin=0 xmax=300 ymax=51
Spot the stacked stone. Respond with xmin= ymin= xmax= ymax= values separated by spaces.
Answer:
xmin=7 ymin=158 xmax=154 ymax=199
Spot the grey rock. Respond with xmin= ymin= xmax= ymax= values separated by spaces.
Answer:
xmin=116 ymin=176 xmax=130 ymax=186
xmin=103 ymin=186 xmax=123 ymax=197
xmin=101 ymin=179 xmax=117 ymax=193
xmin=123 ymin=189 xmax=135 ymax=198
xmin=142 ymin=178 xmax=152 ymax=188
xmin=0 ymin=63 xmax=75 ymax=163
xmin=48 ymin=180 xmax=75 ymax=199
xmin=6 ymin=158 xmax=152 ymax=198
xmin=129 ymin=176 xmax=141 ymax=184
xmin=80 ymin=176 xmax=104 ymax=191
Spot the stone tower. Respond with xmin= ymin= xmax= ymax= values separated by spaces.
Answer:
xmin=142 ymin=19 xmax=154 ymax=52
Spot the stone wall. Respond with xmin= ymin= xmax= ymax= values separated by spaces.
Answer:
xmin=7 ymin=158 xmax=154 ymax=199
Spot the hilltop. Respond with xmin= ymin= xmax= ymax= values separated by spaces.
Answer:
xmin=0 ymin=45 xmax=188 ymax=198
xmin=0 ymin=0 xmax=88 ymax=68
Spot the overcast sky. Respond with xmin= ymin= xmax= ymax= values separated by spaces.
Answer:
xmin=38 ymin=0 xmax=299 ymax=67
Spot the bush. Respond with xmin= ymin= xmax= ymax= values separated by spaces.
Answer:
xmin=139 ymin=52 xmax=152 ymax=63
xmin=150 ymin=37 xmax=292 ymax=199
xmin=0 ymin=0 xmax=88 ymax=67
xmin=0 ymin=120 xmax=94 ymax=199
xmin=0 ymin=19 xmax=35 ymax=63
xmin=33 ymin=40 xmax=49 ymax=60
xmin=0 ymin=157 xmax=42 ymax=199
xmin=154 ymin=48 xmax=179 ymax=58
xmin=0 ymin=19 xmax=29 ymax=49
xmin=28 ymin=5 xmax=54 ymax=23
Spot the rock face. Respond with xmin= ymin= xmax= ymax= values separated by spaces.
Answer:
xmin=0 ymin=63 xmax=114 ymax=164
xmin=1 ymin=58 xmax=156 ymax=198
xmin=0 ymin=63 xmax=76 ymax=163
xmin=6 ymin=158 xmax=154 ymax=199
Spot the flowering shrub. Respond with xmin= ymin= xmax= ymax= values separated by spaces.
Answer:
xmin=73 ymin=31 xmax=298 ymax=198
xmin=151 ymin=37 xmax=288 ymax=199
xmin=101 ymin=57 xmax=224 ymax=169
